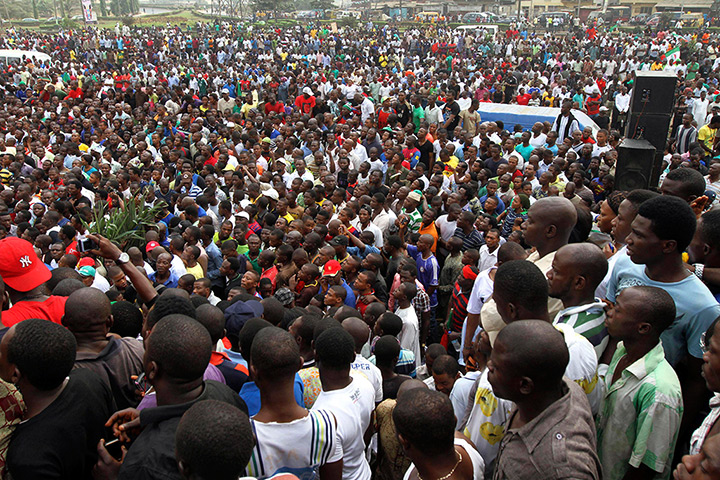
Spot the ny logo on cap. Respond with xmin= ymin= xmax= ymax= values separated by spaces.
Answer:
xmin=19 ymin=256 xmax=32 ymax=268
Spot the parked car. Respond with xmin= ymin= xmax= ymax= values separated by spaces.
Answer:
xmin=462 ymin=12 xmax=485 ymax=23
xmin=630 ymin=13 xmax=648 ymax=24
xmin=19 ymin=18 xmax=39 ymax=24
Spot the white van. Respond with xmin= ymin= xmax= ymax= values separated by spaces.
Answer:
xmin=0 ymin=49 xmax=52 ymax=66
xmin=455 ymin=24 xmax=499 ymax=35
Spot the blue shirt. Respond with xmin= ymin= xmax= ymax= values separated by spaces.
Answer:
xmin=407 ymin=245 xmax=439 ymax=307
xmin=479 ymin=194 xmax=506 ymax=214
xmin=239 ymin=373 xmax=305 ymax=416
xmin=222 ymin=348 xmax=248 ymax=368
xmin=607 ymin=254 xmax=720 ymax=366
xmin=205 ymin=241 xmax=223 ymax=279
xmin=348 ymin=245 xmax=381 ymax=259
xmin=319 ymin=280 xmax=356 ymax=308
xmin=149 ymin=270 xmax=179 ymax=288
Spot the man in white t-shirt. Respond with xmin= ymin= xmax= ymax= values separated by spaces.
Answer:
xmin=464 ymin=242 xmax=528 ymax=366
xmin=343 ymin=317 xmax=383 ymax=403
xmin=246 ymin=327 xmax=343 ymax=480
xmin=435 ymin=204 xmax=461 ymax=246
xmin=487 ymin=259 xmax=601 ymax=415
xmin=393 ymin=281 xmax=421 ymax=368
xmin=312 ymin=328 xmax=376 ymax=480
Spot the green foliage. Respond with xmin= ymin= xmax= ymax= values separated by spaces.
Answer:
xmin=83 ymin=191 xmax=165 ymax=250
xmin=60 ymin=18 xmax=80 ymax=28
xmin=338 ymin=16 xmax=357 ymax=27
xmin=252 ymin=0 xmax=289 ymax=14
xmin=309 ymin=0 xmax=333 ymax=13
xmin=110 ymin=0 xmax=137 ymax=17
xmin=121 ymin=15 xmax=134 ymax=25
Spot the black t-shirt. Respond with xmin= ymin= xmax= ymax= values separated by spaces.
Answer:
xmin=443 ymin=101 xmax=461 ymax=133
xmin=368 ymin=184 xmax=390 ymax=197
xmin=492 ymin=89 xmax=504 ymax=103
xmin=417 ymin=140 xmax=434 ymax=168
xmin=396 ymin=103 xmax=411 ymax=127
xmin=382 ymin=374 xmax=411 ymax=401
xmin=595 ymin=115 xmax=610 ymax=130
xmin=7 ymin=368 xmax=116 ymax=480
xmin=118 ymin=380 xmax=247 ymax=480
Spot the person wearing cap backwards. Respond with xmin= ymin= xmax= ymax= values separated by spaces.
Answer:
xmin=397 ymin=190 xmax=423 ymax=234
xmin=0 ymin=237 xmax=68 ymax=327
xmin=595 ymin=106 xmax=610 ymax=130
xmin=295 ymin=87 xmax=316 ymax=116
xmin=78 ymin=265 xmax=100 ymax=290
xmin=319 ymin=260 xmax=356 ymax=308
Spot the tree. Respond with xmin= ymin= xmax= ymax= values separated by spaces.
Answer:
xmin=309 ymin=0 xmax=333 ymax=12
xmin=252 ymin=0 xmax=288 ymax=16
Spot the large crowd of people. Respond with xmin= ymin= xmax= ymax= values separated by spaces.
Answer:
xmin=0 ymin=14 xmax=719 ymax=480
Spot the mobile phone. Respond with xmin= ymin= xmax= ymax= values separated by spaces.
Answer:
xmin=134 ymin=372 xmax=149 ymax=393
xmin=77 ymin=238 xmax=97 ymax=252
xmin=104 ymin=438 xmax=124 ymax=460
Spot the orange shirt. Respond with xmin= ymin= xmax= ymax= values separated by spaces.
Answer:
xmin=418 ymin=222 xmax=439 ymax=253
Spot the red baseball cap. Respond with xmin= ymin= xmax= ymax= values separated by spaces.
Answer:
xmin=77 ymin=257 xmax=95 ymax=268
xmin=146 ymin=241 xmax=160 ymax=253
xmin=0 ymin=237 xmax=51 ymax=292
xmin=322 ymin=260 xmax=341 ymax=277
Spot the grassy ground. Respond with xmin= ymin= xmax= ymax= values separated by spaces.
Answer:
xmin=96 ymin=8 xmax=202 ymax=27
xmin=15 ymin=9 xmax=205 ymax=31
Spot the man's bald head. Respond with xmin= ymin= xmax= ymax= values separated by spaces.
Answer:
xmin=397 ymin=378 xmax=429 ymax=397
xmin=554 ymin=243 xmax=608 ymax=291
xmin=493 ymin=320 xmax=569 ymax=397
xmin=524 ymin=197 xmax=577 ymax=249
xmin=62 ymin=287 xmax=112 ymax=332
xmin=342 ymin=317 xmax=370 ymax=353
xmin=150 ymin=246 xmax=168 ymax=260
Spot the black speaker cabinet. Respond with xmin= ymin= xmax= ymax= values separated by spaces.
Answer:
xmin=625 ymin=112 xmax=672 ymax=153
xmin=616 ymin=138 xmax=658 ymax=191
xmin=630 ymin=70 xmax=678 ymax=115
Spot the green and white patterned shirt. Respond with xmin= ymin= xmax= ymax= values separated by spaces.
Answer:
xmin=596 ymin=341 xmax=683 ymax=480
xmin=553 ymin=299 xmax=608 ymax=360
xmin=401 ymin=207 xmax=423 ymax=234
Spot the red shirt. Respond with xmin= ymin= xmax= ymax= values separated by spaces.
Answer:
xmin=66 ymin=240 xmax=78 ymax=256
xmin=3 ymin=296 xmax=68 ymax=327
xmin=516 ymin=93 xmax=531 ymax=105
xmin=265 ymin=101 xmax=285 ymax=115
xmin=378 ymin=108 xmax=395 ymax=129
xmin=355 ymin=289 xmax=375 ymax=316
xmin=585 ymin=95 xmax=601 ymax=116
xmin=65 ymin=88 xmax=83 ymax=100
xmin=294 ymin=95 xmax=316 ymax=115
xmin=261 ymin=265 xmax=278 ymax=290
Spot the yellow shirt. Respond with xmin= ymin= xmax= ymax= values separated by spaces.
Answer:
xmin=441 ymin=155 xmax=459 ymax=176
xmin=699 ymin=124 xmax=717 ymax=151
xmin=186 ymin=263 xmax=204 ymax=280
xmin=549 ymin=176 xmax=566 ymax=193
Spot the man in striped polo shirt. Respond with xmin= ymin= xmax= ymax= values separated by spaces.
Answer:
xmin=547 ymin=243 xmax=610 ymax=361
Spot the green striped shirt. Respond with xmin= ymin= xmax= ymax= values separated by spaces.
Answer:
xmin=553 ymin=299 xmax=608 ymax=359
xmin=596 ymin=342 xmax=683 ymax=480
